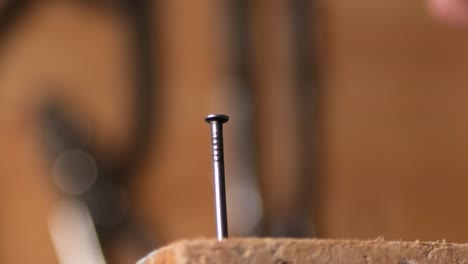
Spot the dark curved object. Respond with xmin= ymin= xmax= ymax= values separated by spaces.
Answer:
xmin=0 ymin=0 xmax=159 ymax=258
xmin=0 ymin=0 xmax=30 ymax=38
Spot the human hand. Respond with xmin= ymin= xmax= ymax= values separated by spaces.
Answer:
xmin=430 ymin=0 xmax=468 ymax=27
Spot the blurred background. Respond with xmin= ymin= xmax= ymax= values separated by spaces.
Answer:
xmin=2 ymin=0 xmax=468 ymax=263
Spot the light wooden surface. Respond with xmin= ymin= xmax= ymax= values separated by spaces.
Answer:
xmin=139 ymin=238 xmax=468 ymax=264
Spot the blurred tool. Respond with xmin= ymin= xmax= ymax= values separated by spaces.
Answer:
xmin=221 ymin=0 xmax=319 ymax=237
xmin=44 ymin=0 xmax=157 ymax=260
xmin=225 ymin=0 xmax=320 ymax=238
xmin=0 ymin=0 xmax=158 ymax=262
xmin=49 ymin=198 xmax=106 ymax=264
xmin=257 ymin=0 xmax=320 ymax=238
xmin=42 ymin=99 xmax=155 ymax=263
xmin=0 ymin=0 xmax=32 ymax=40
xmin=222 ymin=0 xmax=264 ymax=236
xmin=205 ymin=114 xmax=230 ymax=241
xmin=279 ymin=0 xmax=319 ymax=237
xmin=43 ymin=104 xmax=105 ymax=264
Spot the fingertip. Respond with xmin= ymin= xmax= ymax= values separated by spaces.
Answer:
xmin=428 ymin=0 xmax=468 ymax=28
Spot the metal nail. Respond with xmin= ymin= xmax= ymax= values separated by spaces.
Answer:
xmin=205 ymin=114 xmax=229 ymax=240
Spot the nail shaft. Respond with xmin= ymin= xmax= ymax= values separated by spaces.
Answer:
xmin=205 ymin=114 xmax=229 ymax=240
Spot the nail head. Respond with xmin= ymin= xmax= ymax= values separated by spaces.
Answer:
xmin=205 ymin=114 xmax=229 ymax=124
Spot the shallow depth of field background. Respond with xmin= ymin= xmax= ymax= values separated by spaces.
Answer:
xmin=1 ymin=0 xmax=468 ymax=263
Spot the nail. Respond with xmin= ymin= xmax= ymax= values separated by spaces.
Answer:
xmin=205 ymin=114 xmax=229 ymax=240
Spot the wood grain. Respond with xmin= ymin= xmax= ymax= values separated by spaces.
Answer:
xmin=139 ymin=238 xmax=468 ymax=264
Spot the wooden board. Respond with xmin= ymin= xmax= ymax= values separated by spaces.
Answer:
xmin=138 ymin=238 xmax=468 ymax=264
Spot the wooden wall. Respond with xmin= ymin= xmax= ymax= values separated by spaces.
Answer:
xmin=320 ymin=0 xmax=468 ymax=242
